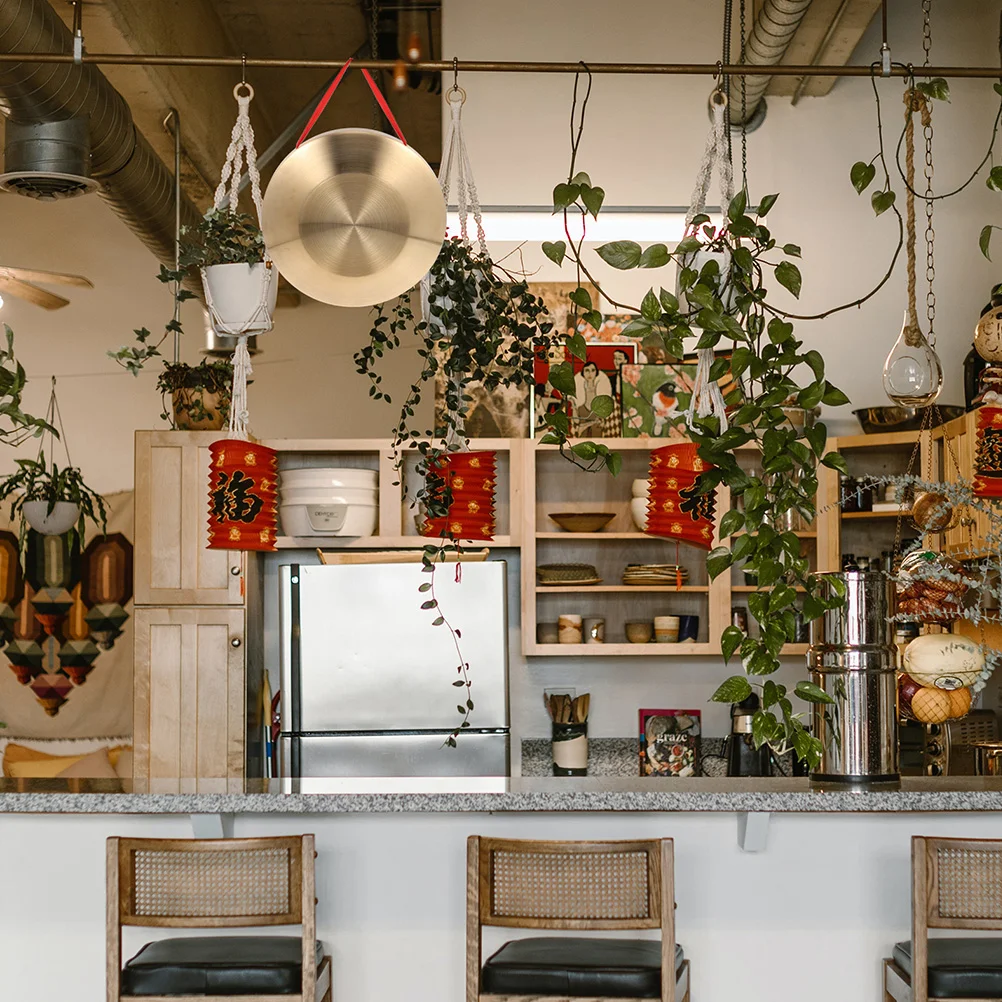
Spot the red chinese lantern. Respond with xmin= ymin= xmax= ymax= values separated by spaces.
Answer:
xmin=974 ymin=406 xmax=1002 ymax=499
xmin=207 ymin=440 xmax=279 ymax=551
xmin=420 ymin=451 xmax=496 ymax=542
xmin=644 ymin=443 xmax=717 ymax=550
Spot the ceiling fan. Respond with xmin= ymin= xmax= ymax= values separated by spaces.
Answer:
xmin=0 ymin=266 xmax=93 ymax=310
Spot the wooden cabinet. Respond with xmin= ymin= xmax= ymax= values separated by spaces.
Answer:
xmin=134 ymin=431 xmax=244 ymax=606
xmin=132 ymin=606 xmax=246 ymax=782
xmin=936 ymin=413 xmax=993 ymax=560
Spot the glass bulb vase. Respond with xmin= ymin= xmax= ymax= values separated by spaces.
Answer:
xmin=882 ymin=311 xmax=943 ymax=408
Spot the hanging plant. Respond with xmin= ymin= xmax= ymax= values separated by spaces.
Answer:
xmin=156 ymin=359 xmax=234 ymax=430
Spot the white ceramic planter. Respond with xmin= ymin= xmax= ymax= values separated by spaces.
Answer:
xmin=676 ymin=247 xmax=736 ymax=313
xmin=202 ymin=261 xmax=278 ymax=337
xmin=23 ymin=500 xmax=80 ymax=536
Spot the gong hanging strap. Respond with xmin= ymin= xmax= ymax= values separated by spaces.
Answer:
xmin=295 ymin=57 xmax=408 ymax=148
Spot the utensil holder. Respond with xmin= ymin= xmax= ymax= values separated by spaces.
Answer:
xmin=552 ymin=721 xmax=588 ymax=776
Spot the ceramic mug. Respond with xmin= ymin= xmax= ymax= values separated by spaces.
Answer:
xmin=584 ymin=617 xmax=605 ymax=644
xmin=558 ymin=614 xmax=583 ymax=644
xmin=625 ymin=621 xmax=654 ymax=643
xmin=654 ymin=615 xmax=680 ymax=643
xmin=536 ymin=621 xmax=560 ymax=644
xmin=678 ymin=614 xmax=699 ymax=642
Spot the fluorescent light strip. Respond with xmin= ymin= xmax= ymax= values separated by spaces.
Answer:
xmin=446 ymin=206 xmax=723 ymax=244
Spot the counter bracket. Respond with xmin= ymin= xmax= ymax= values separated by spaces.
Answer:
xmin=190 ymin=813 xmax=234 ymax=838
xmin=736 ymin=811 xmax=770 ymax=851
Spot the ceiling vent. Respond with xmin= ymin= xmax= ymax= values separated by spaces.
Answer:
xmin=0 ymin=116 xmax=99 ymax=200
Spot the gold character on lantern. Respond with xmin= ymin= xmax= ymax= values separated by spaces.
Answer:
xmin=468 ymin=500 xmax=480 ymax=513
xmin=452 ymin=476 xmax=465 ymax=490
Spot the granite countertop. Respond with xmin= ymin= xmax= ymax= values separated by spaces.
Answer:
xmin=5 ymin=776 xmax=1002 ymax=814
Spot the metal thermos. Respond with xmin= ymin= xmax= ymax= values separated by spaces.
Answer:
xmin=808 ymin=571 xmax=899 ymax=785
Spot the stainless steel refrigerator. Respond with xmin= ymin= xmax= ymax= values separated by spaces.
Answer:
xmin=278 ymin=561 xmax=510 ymax=777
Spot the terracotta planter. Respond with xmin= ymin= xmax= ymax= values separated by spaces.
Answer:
xmin=22 ymin=500 xmax=81 ymax=536
xmin=170 ymin=386 xmax=231 ymax=431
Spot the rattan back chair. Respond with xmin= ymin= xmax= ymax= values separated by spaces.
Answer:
xmin=107 ymin=835 xmax=330 ymax=1002
xmin=884 ymin=835 xmax=1002 ymax=1002
xmin=467 ymin=836 xmax=689 ymax=1002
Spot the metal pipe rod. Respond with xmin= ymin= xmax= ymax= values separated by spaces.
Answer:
xmin=0 ymin=53 xmax=997 ymax=77
xmin=164 ymin=107 xmax=181 ymax=365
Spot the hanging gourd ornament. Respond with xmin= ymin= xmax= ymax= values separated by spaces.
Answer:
xmin=903 ymin=633 xmax=985 ymax=691
xmin=975 ymin=305 xmax=1002 ymax=363
xmin=911 ymin=491 xmax=957 ymax=533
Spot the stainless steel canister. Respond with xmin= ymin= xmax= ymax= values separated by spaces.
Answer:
xmin=808 ymin=571 xmax=899 ymax=784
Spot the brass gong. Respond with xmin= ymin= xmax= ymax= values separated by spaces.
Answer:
xmin=261 ymin=128 xmax=446 ymax=308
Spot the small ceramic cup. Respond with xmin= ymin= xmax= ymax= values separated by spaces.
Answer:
xmin=654 ymin=615 xmax=680 ymax=644
xmin=536 ymin=621 xmax=560 ymax=644
xmin=584 ymin=617 xmax=605 ymax=644
xmin=678 ymin=614 xmax=699 ymax=642
xmin=558 ymin=614 xmax=583 ymax=644
xmin=625 ymin=621 xmax=654 ymax=644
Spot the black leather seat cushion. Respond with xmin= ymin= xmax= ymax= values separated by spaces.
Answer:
xmin=894 ymin=938 xmax=1002 ymax=998
xmin=481 ymin=936 xmax=684 ymax=999
xmin=121 ymin=935 xmax=324 ymax=996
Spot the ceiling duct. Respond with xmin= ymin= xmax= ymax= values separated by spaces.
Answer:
xmin=0 ymin=0 xmax=200 ymax=264
xmin=0 ymin=116 xmax=99 ymax=200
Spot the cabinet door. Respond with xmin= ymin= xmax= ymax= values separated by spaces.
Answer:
xmin=134 ymin=431 xmax=244 ymax=605
xmin=133 ymin=607 xmax=245 ymax=781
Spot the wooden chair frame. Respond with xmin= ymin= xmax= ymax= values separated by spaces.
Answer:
xmin=884 ymin=835 xmax=1002 ymax=1002
xmin=466 ymin=836 xmax=689 ymax=1002
xmin=107 ymin=835 xmax=331 ymax=1002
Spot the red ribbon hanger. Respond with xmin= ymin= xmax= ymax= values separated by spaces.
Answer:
xmin=295 ymin=57 xmax=408 ymax=148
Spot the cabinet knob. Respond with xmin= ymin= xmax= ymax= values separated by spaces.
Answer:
xmin=230 ymin=637 xmax=242 ymax=648
xmin=230 ymin=566 xmax=241 ymax=576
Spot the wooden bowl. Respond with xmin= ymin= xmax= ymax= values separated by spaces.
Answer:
xmin=548 ymin=512 xmax=615 ymax=533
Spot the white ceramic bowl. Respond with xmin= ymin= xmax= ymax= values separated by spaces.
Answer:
xmin=280 ymin=467 xmax=378 ymax=490
xmin=631 ymin=478 xmax=650 ymax=499
xmin=280 ymin=501 xmax=378 ymax=537
xmin=630 ymin=496 xmax=649 ymax=531
xmin=279 ymin=486 xmax=378 ymax=505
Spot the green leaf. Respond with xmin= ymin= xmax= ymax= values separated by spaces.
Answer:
xmin=721 ymin=627 xmax=746 ymax=663
xmin=732 ymin=246 xmax=754 ymax=274
xmin=916 ymin=77 xmax=950 ymax=102
xmin=871 ymin=189 xmax=896 ymax=216
xmin=706 ymin=545 xmax=733 ymax=580
xmin=674 ymin=235 xmax=702 ymax=256
xmin=596 ymin=240 xmax=642 ymax=270
xmin=850 ymin=161 xmax=876 ymax=194
xmin=981 ymin=224 xmax=994 ymax=261
xmin=995 ymin=82 xmax=1002 ymax=97
xmin=606 ymin=451 xmax=623 ymax=477
xmin=775 ymin=261 xmax=802 ymax=299
xmin=805 ymin=424 xmax=827 ymax=458
xmin=569 ymin=171 xmax=591 ymax=187
xmin=542 ymin=240 xmax=567 ymax=266
xmin=821 ymin=381 xmax=850 ymax=406
xmin=728 ymin=190 xmax=747 ymax=221
xmin=821 ymin=451 xmax=849 ymax=475
xmin=712 ymin=673 xmax=752 ymax=702
xmin=553 ymin=182 xmax=580 ymax=211
xmin=987 ymin=166 xmax=1002 ymax=193
xmin=582 ymin=310 xmax=603 ymax=331
xmin=659 ymin=288 xmax=679 ymax=313
xmin=581 ymin=185 xmax=605 ymax=219
xmin=567 ymin=332 xmax=588 ymax=361
xmin=782 ymin=243 xmax=802 ymax=258
xmin=571 ymin=441 xmax=597 ymax=460
xmin=794 ymin=681 xmax=835 ymax=705
xmin=803 ymin=349 xmax=825 ymax=383
xmin=756 ymin=193 xmax=779 ymax=217
xmin=547 ymin=361 xmax=576 ymax=396
xmin=569 ymin=287 xmax=593 ymax=310
xmin=639 ymin=243 xmax=670 ymax=269
xmin=719 ymin=509 xmax=745 ymax=537
xmin=589 ymin=394 xmax=614 ymax=419
xmin=641 ymin=290 xmax=661 ymax=321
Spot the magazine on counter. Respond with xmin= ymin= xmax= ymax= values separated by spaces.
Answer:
xmin=639 ymin=708 xmax=701 ymax=777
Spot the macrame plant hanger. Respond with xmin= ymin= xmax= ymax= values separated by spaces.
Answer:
xmin=682 ymin=88 xmax=734 ymax=434
xmin=421 ymin=64 xmax=489 ymax=452
xmin=209 ymin=79 xmax=273 ymax=440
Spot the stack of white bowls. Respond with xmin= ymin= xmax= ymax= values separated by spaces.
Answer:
xmin=630 ymin=478 xmax=650 ymax=531
xmin=279 ymin=468 xmax=379 ymax=537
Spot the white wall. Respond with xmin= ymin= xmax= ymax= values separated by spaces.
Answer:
xmin=5 ymin=808 xmax=1002 ymax=1002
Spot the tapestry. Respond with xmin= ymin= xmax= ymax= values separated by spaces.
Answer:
xmin=0 ymin=490 xmax=134 ymax=738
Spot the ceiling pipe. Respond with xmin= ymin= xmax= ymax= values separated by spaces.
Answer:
xmin=0 ymin=0 xmax=201 ymax=266
xmin=730 ymin=0 xmax=816 ymax=126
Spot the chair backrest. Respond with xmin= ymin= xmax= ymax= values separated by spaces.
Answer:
xmin=914 ymin=835 xmax=1002 ymax=931
xmin=111 ymin=835 xmax=307 ymax=929
xmin=474 ymin=836 xmax=667 ymax=931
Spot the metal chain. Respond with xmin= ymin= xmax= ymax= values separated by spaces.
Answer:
xmin=740 ymin=0 xmax=748 ymax=192
xmin=922 ymin=0 xmax=937 ymax=346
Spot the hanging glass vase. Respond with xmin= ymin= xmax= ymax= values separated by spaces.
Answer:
xmin=882 ymin=311 xmax=943 ymax=407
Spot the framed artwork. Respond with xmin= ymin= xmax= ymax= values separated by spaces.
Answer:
xmin=639 ymin=708 xmax=701 ymax=777
xmin=534 ymin=340 xmax=639 ymax=437
xmin=621 ymin=351 xmax=742 ymax=438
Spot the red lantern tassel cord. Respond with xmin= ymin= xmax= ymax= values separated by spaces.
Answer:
xmin=207 ymin=440 xmax=279 ymax=551
xmin=420 ymin=451 xmax=497 ymax=542
xmin=644 ymin=442 xmax=717 ymax=551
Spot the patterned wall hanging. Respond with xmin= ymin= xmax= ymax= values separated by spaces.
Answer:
xmin=2 ymin=528 xmax=132 ymax=715
xmin=419 ymin=451 xmax=496 ymax=542
xmin=644 ymin=443 xmax=717 ymax=549
xmin=974 ymin=406 xmax=1002 ymax=499
xmin=207 ymin=440 xmax=278 ymax=551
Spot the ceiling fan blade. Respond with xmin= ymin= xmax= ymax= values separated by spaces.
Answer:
xmin=0 ymin=276 xmax=70 ymax=310
xmin=0 ymin=267 xmax=93 ymax=289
